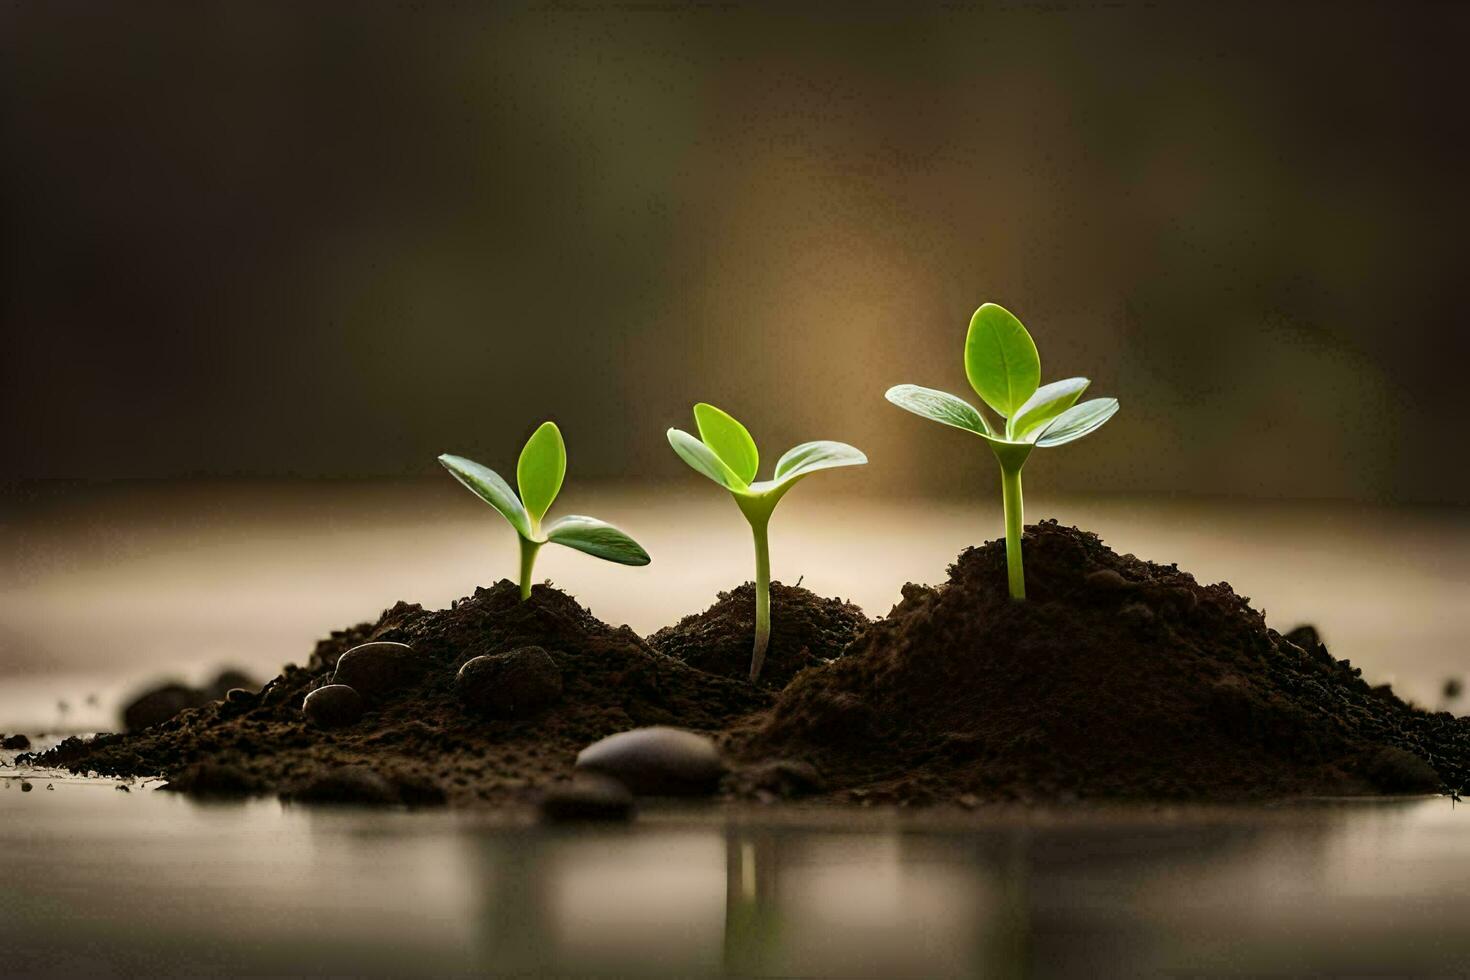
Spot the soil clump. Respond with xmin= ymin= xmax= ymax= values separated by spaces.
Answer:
xmin=744 ymin=521 xmax=1469 ymax=803
xmin=648 ymin=581 xmax=868 ymax=687
xmin=32 ymin=583 xmax=767 ymax=806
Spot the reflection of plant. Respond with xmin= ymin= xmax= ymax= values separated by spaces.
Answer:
xmin=887 ymin=303 xmax=1119 ymax=600
xmin=440 ymin=422 xmax=649 ymax=600
xmin=668 ymin=404 xmax=867 ymax=683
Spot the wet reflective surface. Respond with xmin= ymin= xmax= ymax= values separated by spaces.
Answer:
xmin=1 ymin=774 xmax=1466 ymax=977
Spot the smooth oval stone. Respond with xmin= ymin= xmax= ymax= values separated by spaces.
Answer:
xmin=539 ymin=773 xmax=635 ymax=822
xmin=456 ymin=647 xmax=562 ymax=717
xmin=332 ymin=642 xmax=420 ymax=701
xmin=302 ymin=684 xmax=365 ymax=729
xmin=575 ymin=726 xmax=725 ymax=796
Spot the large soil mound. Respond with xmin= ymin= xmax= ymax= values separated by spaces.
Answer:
xmin=648 ymin=581 xmax=869 ymax=687
xmin=36 ymin=583 xmax=768 ymax=805
xmin=746 ymin=522 xmax=1468 ymax=803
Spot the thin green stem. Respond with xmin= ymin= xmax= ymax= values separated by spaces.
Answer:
xmin=1000 ymin=464 xmax=1025 ymax=600
xmin=518 ymin=536 xmax=542 ymax=601
xmin=749 ymin=516 xmax=772 ymax=684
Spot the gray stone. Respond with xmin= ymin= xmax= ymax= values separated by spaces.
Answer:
xmin=302 ymin=684 xmax=366 ymax=729
xmin=332 ymin=641 xmax=421 ymax=701
xmin=539 ymin=773 xmax=635 ymax=822
xmin=576 ymin=726 xmax=725 ymax=796
xmin=456 ymin=646 xmax=563 ymax=717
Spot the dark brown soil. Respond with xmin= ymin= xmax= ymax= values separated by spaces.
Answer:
xmin=648 ymin=581 xmax=869 ymax=687
xmin=32 ymin=582 xmax=768 ymax=806
xmin=741 ymin=521 xmax=1469 ymax=803
xmin=25 ymin=522 xmax=1468 ymax=807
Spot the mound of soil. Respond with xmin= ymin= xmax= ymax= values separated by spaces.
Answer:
xmin=648 ymin=581 xmax=869 ymax=687
xmin=33 ymin=583 xmax=769 ymax=806
xmin=744 ymin=521 xmax=1469 ymax=803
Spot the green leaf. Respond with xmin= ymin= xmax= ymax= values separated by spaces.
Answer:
xmin=767 ymin=440 xmax=868 ymax=489
xmin=516 ymin=421 xmax=566 ymax=523
xmin=667 ymin=428 xmax=746 ymax=491
xmin=1035 ymin=397 xmax=1119 ymax=447
xmin=1010 ymin=377 xmax=1089 ymax=440
xmin=964 ymin=303 xmax=1040 ymax=418
xmin=438 ymin=453 xmax=533 ymax=539
xmin=884 ymin=384 xmax=995 ymax=436
xmin=545 ymin=515 xmax=651 ymax=565
xmin=693 ymin=403 xmax=758 ymax=485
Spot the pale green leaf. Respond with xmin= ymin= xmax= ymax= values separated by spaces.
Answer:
xmin=767 ymin=440 xmax=868 ymax=489
xmin=693 ymin=403 xmax=758 ymax=485
xmin=1010 ymin=377 xmax=1089 ymax=440
xmin=517 ymin=421 xmax=566 ymax=523
xmin=438 ymin=453 xmax=533 ymax=538
xmin=668 ymin=428 xmax=746 ymax=491
xmin=884 ymin=384 xmax=995 ymax=436
xmin=545 ymin=515 xmax=651 ymax=565
xmin=1035 ymin=397 xmax=1119 ymax=447
xmin=964 ymin=303 xmax=1040 ymax=418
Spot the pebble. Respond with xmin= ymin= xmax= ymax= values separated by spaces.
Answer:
xmin=332 ymin=642 xmax=421 ymax=701
xmin=575 ymin=726 xmax=725 ymax=796
xmin=21 ymin=781 xmax=33 ymax=792
xmin=204 ymin=668 xmax=258 ymax=700
xmin=2 ymin=733 xmax=30 ymax=750
xmin=302 ymin=684 xmax=366 ymax=729
xmin=456 ymin=646 xmax=563 ymax=717
xmin=538 ymin=773 xmax=635 ymax=822
xmin=225 ymin=687 xmax=255 ymax=705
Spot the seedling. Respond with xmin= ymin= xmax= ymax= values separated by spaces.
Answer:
xmin=667 ymin=405 xmax=866 ymax=683
xmin=440 ymin=422 xmax=650 ymax=600
xmin=886 ymin=303 xmax=1118 ymax=600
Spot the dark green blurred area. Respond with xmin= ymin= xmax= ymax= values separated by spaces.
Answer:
xmin=2 ymin=2 xmax=1464 ymax=503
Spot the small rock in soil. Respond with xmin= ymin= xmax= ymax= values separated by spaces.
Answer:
xmin=302 ymin=684 xmax=366 ymax=729
xmin=576 ymin=726 xmax=725 ymax=796
xmin=456 ymin=646 xmax=563 ymax=717
xmin=332 ymin=641 xmax=421 ymax=701
xmin=2 ymin=734 xmax=30 ymax=750
xmin=205 ymin=668 xmax=259 ymax=700
xmin=122 ymin=683 xmax=210 ymax=732
xmin=1363 ymin=746 xmax=1441 ymax=794
xmin=225 ymin=687 xmax=255 ymax=705
xmin=539 ymin=773 xmax=635 ymax=822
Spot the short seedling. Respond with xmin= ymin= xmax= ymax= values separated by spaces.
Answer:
xmin=886 ymin=303 xmax=1119 ymax=600
xmin=667 ymin=405 xmax=866 ymax=683
xmin=440 ymin=422 xmax=650 ymax=600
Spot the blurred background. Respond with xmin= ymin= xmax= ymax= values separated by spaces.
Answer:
xmin=1 ymin=1 xmax=1466 ymax=718
xmin=2 ymin=0 xmax=1466 ymax=500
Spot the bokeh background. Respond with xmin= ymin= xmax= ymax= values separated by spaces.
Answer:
xmin=3 ymin=0 xmax=1466 ymax=502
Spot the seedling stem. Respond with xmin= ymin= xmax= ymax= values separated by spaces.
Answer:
xmin=518 ymin=535 xmax=543 ymax=601
xmin=1000 ymin=463 xmax=1026 ymax=599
